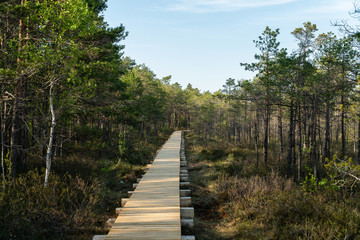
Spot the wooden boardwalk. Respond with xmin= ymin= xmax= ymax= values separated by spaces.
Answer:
xmin=105 ymin=131 xmax=182 ymax=240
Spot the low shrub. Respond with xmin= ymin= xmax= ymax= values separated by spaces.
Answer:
xmin=186 ymin=133 xmax=360 ymax=240
xmin=0 ymin=171 xmax=107 ymax=240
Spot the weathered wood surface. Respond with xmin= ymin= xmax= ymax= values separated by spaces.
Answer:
xmin=105 ymin=131 xmax=182 ymax=240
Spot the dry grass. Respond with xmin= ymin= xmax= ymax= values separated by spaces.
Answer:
xmin=185 ymin=133 xmax=360 ymax=240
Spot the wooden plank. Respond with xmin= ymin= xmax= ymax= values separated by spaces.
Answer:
xmin=181 ymin=219 xmax=194 ymax=227
xmin=180 ymin=207 xmax=194 ymax=218
xmin=180 ymin=189 xmax=191 ymax=197
xmin=182 ymin=236 xmax=195 ymax=240
xmin=93 ymin=235 xmax=106 ymax=240
xmin=105 ymin=131 xmax=182 ymax=240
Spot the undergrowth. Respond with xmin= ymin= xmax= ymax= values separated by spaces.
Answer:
xmin=0 ymin=132 xmax=170 ymax=240
xmin=185 ymin=132 xmax=360 ymax=240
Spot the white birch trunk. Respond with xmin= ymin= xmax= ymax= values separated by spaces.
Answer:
xmin=44 ymin=82 xmax=55 ymax=187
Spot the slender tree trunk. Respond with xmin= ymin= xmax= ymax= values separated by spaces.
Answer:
xmin=255 ymin=106 xmax=259 ymax=168
xmin=297 ymin=100 xmax=302 ymax=183
xmin=318 ymin=115 xmax=322 ymax=160
xmin=311 ymin=101 xmax=318 ymax=178
xmin=341 ymin=95 xmax=346 ymax=160
xmin=244 ymin=98 xmax=248 ymax=143
xmin=1 ymin=100 xmax=5 ymax=189
xmin=248 ymin=102 xmax=252 ymax=143
xmin=278 ymin=103 xmax=283 ymax=154
xmin=353 ymin=121 xmax=356 ymax=155
xmin=44 ymin=81 xmax=56 ymax=187
xmin=358 ymin=115 xmax=360 ymax=164
xmin=263 ymin=94 xmax=269 ymax=165
xmin=324 ymin=102 xmax=331 ymax=160
xmin=287 ymin=100 xmax=294 ymax=177
xmin=335 ymin=112 xmax=339 ymax=144
xmin=305 ymin=103 xmax=312 ymax=150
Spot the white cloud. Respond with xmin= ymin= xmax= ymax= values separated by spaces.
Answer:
xmin=303 ymin=0 xmax=354 ymax=16
xmin=166 ymin=0 xmax=298 ymax=13
xmin=252 ymin=0 xmax=355 ymax=24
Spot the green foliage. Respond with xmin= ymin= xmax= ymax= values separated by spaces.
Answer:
xmin=300 ymin=165 xmax=317 ymax=193
xmin=324 ymin=156 xmax=360 ymax=194
xmin=118 ymin=129 xmax=127 ymax=159
xmin=241 ymin=26 xmax=281 ymax=86
xmin=318 ymin=177 xmax=340 ymax=192
xmin=292 ymin=21 xmax=318 ymax=51
xmin=4 ymin=151 xmax=10 ymax=173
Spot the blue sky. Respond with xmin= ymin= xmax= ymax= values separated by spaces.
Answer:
xmin=103 ymin=0 xmax=357 ymax=92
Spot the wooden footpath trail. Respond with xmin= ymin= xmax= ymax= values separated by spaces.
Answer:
xmin=103 ymin=131 xmax=186 ymax=240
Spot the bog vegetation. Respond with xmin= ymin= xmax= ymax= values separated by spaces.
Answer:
xmin=1 ymin=0 xmax=360 ymax=239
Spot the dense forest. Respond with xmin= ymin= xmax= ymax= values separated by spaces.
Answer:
xmin=1 ymin=0 xmax=360 ymax=239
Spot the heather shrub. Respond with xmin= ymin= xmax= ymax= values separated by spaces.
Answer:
xmin=186 ymin=134 xmax=360 ymax=240
xmin=0 ymin=170 xmax=106 ymax=240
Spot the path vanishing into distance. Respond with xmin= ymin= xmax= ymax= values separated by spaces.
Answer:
xmin=94 ymin=131 xmax=195 ymax=240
